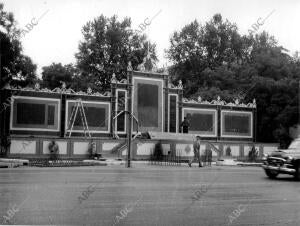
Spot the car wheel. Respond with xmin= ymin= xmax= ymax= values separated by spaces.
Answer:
xmin=294 ymin=164 xmax=300 ymax=181
xmin=265 ymin=169 xmax=278 ymax=179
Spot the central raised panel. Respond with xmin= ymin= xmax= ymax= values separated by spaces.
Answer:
xmin=138 ymin=83 xmax=159 ymax=127
xmin=133 ymin=77 xmax=163 ymax=132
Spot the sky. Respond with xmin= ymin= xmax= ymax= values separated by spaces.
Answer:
xmin=2 ymin=0 xmax=300 ymax=77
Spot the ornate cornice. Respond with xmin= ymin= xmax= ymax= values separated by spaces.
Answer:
xmin=182 ymin=96 xmax=256 ymax=108
xmin=5 ymin=83 xmax=111 ymax=97
xmin=110 ymin=73 xmax=128 ymax=85
xmin=168 ymin=80 xmax=183 ymax=90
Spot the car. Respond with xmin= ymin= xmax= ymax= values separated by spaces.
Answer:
xmin=262 ymin=137 xmax=300 ymax=180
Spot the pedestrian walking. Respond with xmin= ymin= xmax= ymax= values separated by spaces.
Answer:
xmin=188 ymin=136 xmax=203 ymax=167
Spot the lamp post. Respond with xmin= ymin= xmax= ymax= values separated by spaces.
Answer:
xmin=126 ymin=62 xmax=133 ymax=168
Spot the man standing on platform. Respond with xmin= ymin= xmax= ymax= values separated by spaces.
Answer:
xmin=188 ymin=136 xmax=202 ymax=167
xmin=180 ymin=117 xmax=190 ymax=133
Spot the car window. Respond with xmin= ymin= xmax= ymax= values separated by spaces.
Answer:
xmin=288 ymin=140 xmax=300 ymax=149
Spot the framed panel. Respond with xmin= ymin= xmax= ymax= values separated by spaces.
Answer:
xmin=221 ymin=110 xmax=253 ymax=138
xmin=132 ymin=77 xmax=164 ymax=132
xmin=65 ymin=100 xmax=110 ymax=133
xmin=115 ymin=89 xmax=127 ymax=134
xmin=168 ymin=94 xmax=178 ymax=133
xmin=42 ymin=141 xmax=68 ymax=155
xmin=182 ymin=108 xmax=217 ymax=137
xmin=10 ymin=96 xmax=60 ymax=131
xmin=10 ymin=140 xmax=37 ymax=154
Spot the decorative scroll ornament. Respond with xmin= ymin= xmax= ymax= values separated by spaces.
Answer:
xmin=87 ymin=87 xmax=92 ymax=95
xmin=41 ymin=88 xmax=51 ymax=92
xmin=252 ymin=99 xmax=257 ymax=107
xmin=9 ymin=83 xmax=111 ymax=97
xmin=183 ymin=96 xmax=256 ymax=108
xmin=137 ymin=51 xmax=157 ymax=72
xmin=163 ymin=66 xmax=169 ymax=75
xmin=211 ymin=96 xmax=224 ymax=105
xmin=127 ymin=61 xmax=133 ymax=71
xmin=177 ymin=80 xmax=183 ymax=89
xmin=119 ymin=79 xmax=127 ymax=84
xmin=61 ymin=82 xmax=66 ymax=90
xmin=34 ymin=83 xmax=40 ymax=90
xmin=111 ymin=73 xmax=117 ymax=84
xmin=168 ymin=83 xmax=176 ymax=89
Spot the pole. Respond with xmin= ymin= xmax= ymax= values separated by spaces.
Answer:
xmin=126 ymin=112 xmax=132 ymax=168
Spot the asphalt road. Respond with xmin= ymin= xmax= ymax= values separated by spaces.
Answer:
xmin=0 ymin=164 xmax=299 ymax=226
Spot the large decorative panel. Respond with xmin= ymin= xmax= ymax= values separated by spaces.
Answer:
xmin=182 ymin=108 xmax=217 ymax=136
xmin=244 ymin=145 xmax=259 ymax=157
xmin=221 ymin=111 xmax=252 ymax=138
xmin=65 ymin=100 xmax=110 ymax=133
xmin=223 ymin=145 xmax=240 ymax=157
xmin=73 ymin=142 xmax=89 ymax=155
xmin=10 ymin=140 xmax=36 ymax=154
xmin=176 ymin=144 xmax=194 ymax=157
xmin=11 ymin=96 xmax=60 ymax=131
xmin=43 ymin=141 xmax=68 ymax=155
xmin=136 ymin=142 xmax=156 ymax=155
xmin=132 ymin=77 xmax=163 ymax=132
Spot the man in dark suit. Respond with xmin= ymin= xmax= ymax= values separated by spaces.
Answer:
xmin=180 ymin=117 xmax=190 ymax=133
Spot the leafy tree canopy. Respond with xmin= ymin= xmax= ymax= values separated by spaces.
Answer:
xmin=41 ymin=63 xmax=76 ymax=90
xmin=167 ymin=14 xmax=299 ymax=146
xmin=0 ymin=3 xmax=37 ymax=88
xmin=75 ymin=14 xmax=157 ymax=91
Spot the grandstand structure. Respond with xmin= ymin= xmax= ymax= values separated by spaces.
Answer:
xmin=0 ymin=62 xmax=278 ymax=161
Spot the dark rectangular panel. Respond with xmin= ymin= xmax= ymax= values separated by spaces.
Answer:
xmin=224 ymin=115 xmax=250 ymax=134
xmin=48 ymin=105 xmax=55 ymax=125
xmin=117 ymin=112 xmax=125 ymax=131
xmin=137 ymin=83 xmax=158 ymax=127
xmin=73 ymin=107 xmax=106 ymax=127
xmin=117 ymin=91 xmax=126 ymax=132
xmin=17 ymin=103 xmax=45 ymax=125
xmin=186 ymin=113 xmax=213 ymax=132
xmin=118 ymin=91 xmax=126 ymax=111
xmin=169 ymin=95 xmax=177 ymax=132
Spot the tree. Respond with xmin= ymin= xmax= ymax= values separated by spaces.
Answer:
xmin=0 ymin=3 xmax=37 ymax=88
xmin=166 ymin=14 xmax=249 ymax=97
xmin=41 ymin=63 xmax=76 ymax=90
xmin=75 ymin=15 xmax=157 ymax=92
xmin=166 ymin=13 xmax=299 ymax=146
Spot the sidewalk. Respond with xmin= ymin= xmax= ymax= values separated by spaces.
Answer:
xmin=0 ymin=158 xmax=29 ymax=168
xmin=216 ymin=158 xmax=261 ymax=166
xmin=0 ymin=157 xmax=262 ymax=168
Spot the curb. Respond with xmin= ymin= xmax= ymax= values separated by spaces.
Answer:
xmin=0 ymin=162 xmax=23 ymax=168
xmin=0 ymin=158 xmax=29 ymax=168
xmin=237 ymin=163 xmax=262 ymax=167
